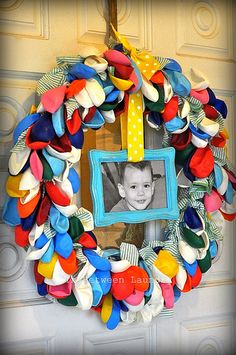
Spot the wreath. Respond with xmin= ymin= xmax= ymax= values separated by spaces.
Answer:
xmin=3 ymin=27 xmax=236 ymax=330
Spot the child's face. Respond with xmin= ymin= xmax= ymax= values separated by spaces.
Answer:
xmin=118 ymin=165 xmax=155 ymax=210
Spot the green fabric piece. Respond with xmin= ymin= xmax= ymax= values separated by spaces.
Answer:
xmin=68 ymin=216 xmax=85 ymax=241
xmin=198 ymin=250 xmax=212 ymax=273
xmin=182 ymin=227 xmax=205 ymax=249
xmin=57 ymin=291 xmax=78 ymax=307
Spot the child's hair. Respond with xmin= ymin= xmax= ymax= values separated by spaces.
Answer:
xmin=118 ymin=161 xmax=153 ymax=184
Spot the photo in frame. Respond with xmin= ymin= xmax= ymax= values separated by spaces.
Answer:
xmin=89 ymin=148 xmax=179 ymax=226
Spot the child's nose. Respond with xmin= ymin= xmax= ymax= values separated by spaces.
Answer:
xmin=137 ymin=187 xmax=145 ymax=195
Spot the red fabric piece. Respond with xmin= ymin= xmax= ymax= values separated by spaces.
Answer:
xmin=65 ymin=109 xmax=82 ymax=135
xmin=36 ymin=194 xmax=51 ymax=226
xmin=189 ymin=146 xmax=214 ymax=178
xmin=170 ymin=129 xmax=192 ymax=150
xmin=45 ymin=182 xmax=71 ymax=206
xmin=65 ymin=79 xmax=86 ymax=99
xmin=15 ymin=225 xmax=30 ymax=247
xmin=161 ymin=96 xmax=178 ymax=122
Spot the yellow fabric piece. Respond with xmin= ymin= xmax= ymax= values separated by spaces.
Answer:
xmin=154 ymin=250 xmax=179 ymax=279
xmin=6 ymin=174 xmax=28 ymax=198
xmin=221 ymin=127 xmax=229 ymax=139
xmin=38 ymin=253 xmax=58 ymax=279
xmin=120 ymin=90 xmax=144 ymax=162
xmin=101 ymin=293 xmax=113 ymax=323
xmin=127 ymin=91 xmax=144 ymax=162
xmin=109 ymin=73 xmax=133 ymax=91
xmin=30 ymin=105 xmax=37 ymax=114
xmin=111 ymin=24 xmax=160 ymax=80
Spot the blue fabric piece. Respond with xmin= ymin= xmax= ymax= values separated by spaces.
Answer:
xmin=183 ymin=150 xmax=196 ymax=182
xmin=21 ymin=207 xmax=38 ymax=231
xmin=102 ymin=248 xmax=120 ymax=259
xmin=119 ymin=301 xmax=129 ymax=312
xmin=105 ymin=88 xmax=120 ymax=103
xmin=30 ymin=116 xmax=55 ymax=142
xmin=13 ymin=113 xmax=41 ymax=144
xmin=3 ymin=197 xmax=21 ymax=226
xmin=184 ymin=207 xmax=202 ymax=230
xmin=52 ymin=105 xmax=65 ymax=138
xmin=183 ymin=259 xmax=198 ymax=277
xmin=164 ymin=69 xmax=191 ymax=96
xmin=173 ymin=285 xmax=181 ymax=302
xmin=206 ymin=87 xmax=217 ymax=106
xmin=148 ymin=111 xmax=163 ymax=126
xmin=41 ymin=239 xmax=54 ymax=263
xmin=82 ymin=109 xmax=105 ymax=129
xmin=37 ymin=283 xmax=48 ymax=296
xmin=83 ymin=249 xmax=111 ymax=271
xmin=54 ymin=232 xmax=73 ymax=259
xmin=88 ymin=273 xmax=103 ymax=307
xmin=68 ymin=167 xmax=80 ymax=193
xmin=189 ymin=123 xmax=211 ymax=139
xmin=129 ymin=58 xmax=143 ymax=93
xmin=209 ymin=240 xmax=218 ymax=259
xmin=94 ymin=269 xmax=111 ymax=295
xmin=35 ymin=233 xmax=49 ymax=249
xmin=164 ymin=116 xmax=186 ymax=132
xmin=67 ymin=62 xmax=96 ymax=81
xmin=67 ymin=126 xmax=84 ymax=149
xmin=42 ymin=148 xmax=65 ymax=177
xmin=214 ymin=163 xmax=223 ymax=189
xmin=214 ymin=99 xmax=227 ymax=118
xmin=165 ymin=58 xmax=182 ymax=72
xmin=224 ymin=181 xmax=233 ymax=204
xmin=106 ymin=298 xmax=120 ymax=330
xmin=50 ymin=205 xmax=69 ymax=233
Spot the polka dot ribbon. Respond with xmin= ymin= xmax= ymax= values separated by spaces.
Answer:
xmin=111 ymin=25 xmax=161 ymax=161
xmin=120 ymin=90 xmax=144 ymax=162
xmin=111 ymin=24 xmax=161 ymax=80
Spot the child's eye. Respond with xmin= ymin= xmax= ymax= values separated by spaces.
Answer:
xmin=144 ymin=184 xmax=151 ymax=188
xmin=130 ymin=185 xmax=136 ymax=189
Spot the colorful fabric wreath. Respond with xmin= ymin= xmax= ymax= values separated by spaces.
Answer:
xmin=3 ymin=29 xmax=236 ymax=330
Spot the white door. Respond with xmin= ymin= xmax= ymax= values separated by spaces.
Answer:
xmin=0 ymin=1 xmax=235 ymax=354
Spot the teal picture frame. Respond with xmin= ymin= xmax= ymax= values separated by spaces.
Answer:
xmin=89 ymin=148 xmax=179 ymax=227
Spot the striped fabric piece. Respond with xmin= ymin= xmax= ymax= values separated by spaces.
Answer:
xmin=162 ymin=127 xmax=172 ymax=148
xmin=142 ymin=240 xmax=165 ymax=249
xmin=155 ymin=56 xmax=171 ymax=70
xmin=184 ymin=96 xmax=202 ymax=112
xmin=224 ymin=160 xmax=236 ymax=176
xmin=56 ymin=55 xmax=83 ymax=66
xmin=210 ymin=146 xmax=227 ymax=166
xmin=163 ymin=240 xmax=184 ymax=266
xmin=65 ymin=98 xmax=80 ymax=120
xmin=139 ymin=246 xmax=157 ymax=267
xmin=36 ymin=65 xmax=69 ymax=95
xmin=75 ymin=247 xmax=88 ymax=263
xmin=10 ymin=129 xmax=28 ymax=152
xmin=159 ymin=308 xmax=174 ymax=318
xmin=205 ymin=220 xmax=223 ymax=241
xmin=178 ymin=196 xmax=189 ymax=211
xmin=73 ymin=207 xmax=94 ymax=231
xmin=215 ymin=112 xmax=225 ymax=131
xmin=120 ymin=242 xmax=139 ymax=266
xmin=44 ymin=219 xmax=56 ymax=239
xmin=189 ymin=109 xmax=205 ymax=127
xmin=98 ymin=71 xmax=107 ymax=81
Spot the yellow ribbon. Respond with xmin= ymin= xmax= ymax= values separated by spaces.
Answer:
xmin=111 ymin=25 xmax=160 ymax=161
xmin=120 ymin=90 xmax=144 ymax=162
xmin=111 ymin=24 xmax=161 ymax=80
